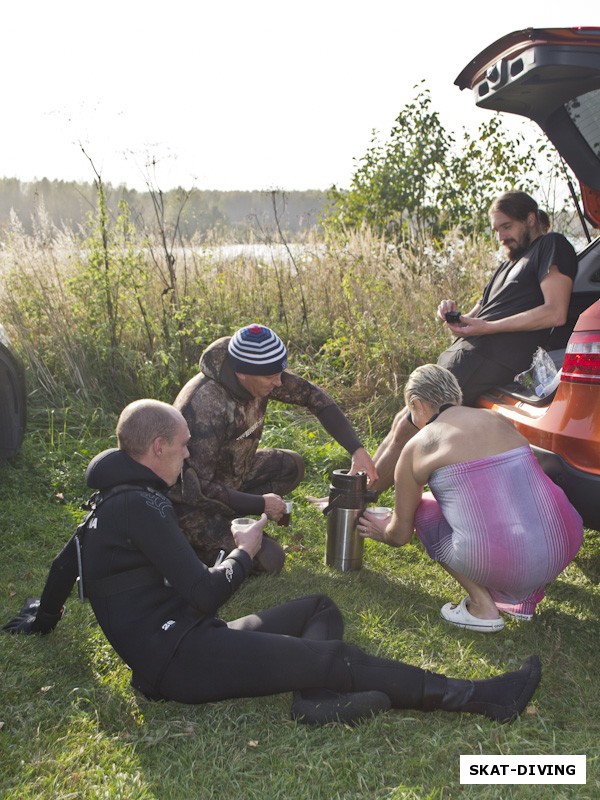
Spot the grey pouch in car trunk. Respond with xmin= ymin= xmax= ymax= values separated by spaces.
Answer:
xmin=514 ymin=347 xmax=560 ymax=398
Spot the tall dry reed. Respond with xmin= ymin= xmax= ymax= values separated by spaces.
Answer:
xmin=0 ymin=212 xmax=497 ymax=432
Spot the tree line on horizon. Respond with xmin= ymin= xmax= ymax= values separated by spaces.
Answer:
xmin=0 ymin=177 xmax=328 ymax=241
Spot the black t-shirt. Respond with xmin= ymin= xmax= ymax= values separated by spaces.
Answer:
xmin=447 ymin=232 xmax=577 ymax=372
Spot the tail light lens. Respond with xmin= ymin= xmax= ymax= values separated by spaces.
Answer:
xmin=561 ymin=333 xmax=600 ymax=384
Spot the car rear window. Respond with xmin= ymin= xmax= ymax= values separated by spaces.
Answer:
xmin=566 ymin=89 xmax=600 ymax=157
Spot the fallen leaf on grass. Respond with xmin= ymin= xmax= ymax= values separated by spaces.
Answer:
xmin=283 ymin=543 xmax=305 ymax=553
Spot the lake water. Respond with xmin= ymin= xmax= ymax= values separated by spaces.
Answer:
xmin=192 ymin=243 xmax=317 ymax=261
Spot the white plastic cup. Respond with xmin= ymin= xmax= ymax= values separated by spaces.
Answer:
xmin=279 ymin=500 xmax=293 ymax=527
xmin=368 ymin=506 xmax=392 ymax=518
xmin=231 ymin=517 xmax=255 ymax=531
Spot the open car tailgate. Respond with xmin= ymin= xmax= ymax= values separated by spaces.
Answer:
xmin=455 ymin=27 xmax=600 ymax=228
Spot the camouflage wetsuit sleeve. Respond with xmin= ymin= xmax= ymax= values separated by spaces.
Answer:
xmin=271 ymin=372 xmax=363 ymax=454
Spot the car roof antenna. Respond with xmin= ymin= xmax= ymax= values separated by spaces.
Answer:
xmin=560 ymin=155 xmax=592 ymax=244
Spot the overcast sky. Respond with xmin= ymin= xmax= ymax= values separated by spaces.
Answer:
xmin=3 ymin=2 xmax=597 ymax=191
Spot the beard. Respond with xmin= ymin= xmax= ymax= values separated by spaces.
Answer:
xmin=504 ymin=228 xmax=534 ymax=261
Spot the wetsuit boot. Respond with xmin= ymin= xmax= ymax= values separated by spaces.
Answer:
xmin=421 ymin=655 xmax=541 ymax=723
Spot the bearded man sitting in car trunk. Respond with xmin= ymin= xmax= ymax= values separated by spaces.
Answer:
xmin=371 ymin=190 xmax=577 ymax=493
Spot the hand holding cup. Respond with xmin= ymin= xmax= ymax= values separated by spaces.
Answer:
xmin=277 ymin=500 xmax=293 ymax=527
xmin=231 ymin=514 xmax=267 ymax=558
xmin=263 ymin=493 xmax=287 ymax=521
xmin=357 ymin=507 xmax=392 ymax=541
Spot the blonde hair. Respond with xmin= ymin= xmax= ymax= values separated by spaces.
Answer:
xmin=404 ymin=364 xmax=463 ymax=409
xmin=116 ymin=399 xmax=183 ymax=457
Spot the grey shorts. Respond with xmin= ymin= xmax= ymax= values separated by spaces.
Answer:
xmin=437 ymin=346 xmax=516 ymax=406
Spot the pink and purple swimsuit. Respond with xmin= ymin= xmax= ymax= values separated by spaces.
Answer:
xmin=414 ymin=446 xmax=583 ymax=616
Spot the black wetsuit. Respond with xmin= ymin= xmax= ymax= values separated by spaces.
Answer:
xmin=30 ymin=448 xmax=437 ymax=707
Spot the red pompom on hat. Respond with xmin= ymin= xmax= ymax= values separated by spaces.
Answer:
xmin=227 ymin=324 xmax=288 ymax=375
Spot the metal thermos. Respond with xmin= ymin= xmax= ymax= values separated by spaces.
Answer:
xmin=323 ymin=470 xmax=377 ymax=571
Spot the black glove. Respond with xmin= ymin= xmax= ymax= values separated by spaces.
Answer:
xmin=2 ymin=596 xmax=64 ymax=635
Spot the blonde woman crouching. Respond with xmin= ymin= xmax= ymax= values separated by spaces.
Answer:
xmin=359 ymin=365 xmax=583 ymax=632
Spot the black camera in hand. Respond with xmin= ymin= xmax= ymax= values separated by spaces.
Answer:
xmin=444 ymin=310 xmax=461 ymax=323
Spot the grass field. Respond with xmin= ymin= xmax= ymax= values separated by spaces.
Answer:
xmin=1 ymin=409 xmax=599 ymax=800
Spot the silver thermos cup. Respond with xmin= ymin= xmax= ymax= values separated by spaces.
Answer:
xmin=323 ymin=470 xmax=377 ymax=571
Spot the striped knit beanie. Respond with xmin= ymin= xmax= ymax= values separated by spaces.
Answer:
xmin=227 ymin=324 xmax=288 ymax=375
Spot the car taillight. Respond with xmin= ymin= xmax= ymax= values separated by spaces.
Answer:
xmin=561 ymin=333 xmax=600 ymax=384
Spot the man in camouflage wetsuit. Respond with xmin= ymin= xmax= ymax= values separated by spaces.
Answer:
xmin=169 ymin=324 xmax=378 ymax=573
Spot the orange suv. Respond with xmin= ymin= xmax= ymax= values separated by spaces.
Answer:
xmin=456 ymin=27 xmax=600 ymax=531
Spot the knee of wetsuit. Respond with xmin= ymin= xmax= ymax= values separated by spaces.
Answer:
xmin=251 ymin=535 xmax=286 ymax=575
xmin=130 ymin=675 xmax=164 ymax=702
